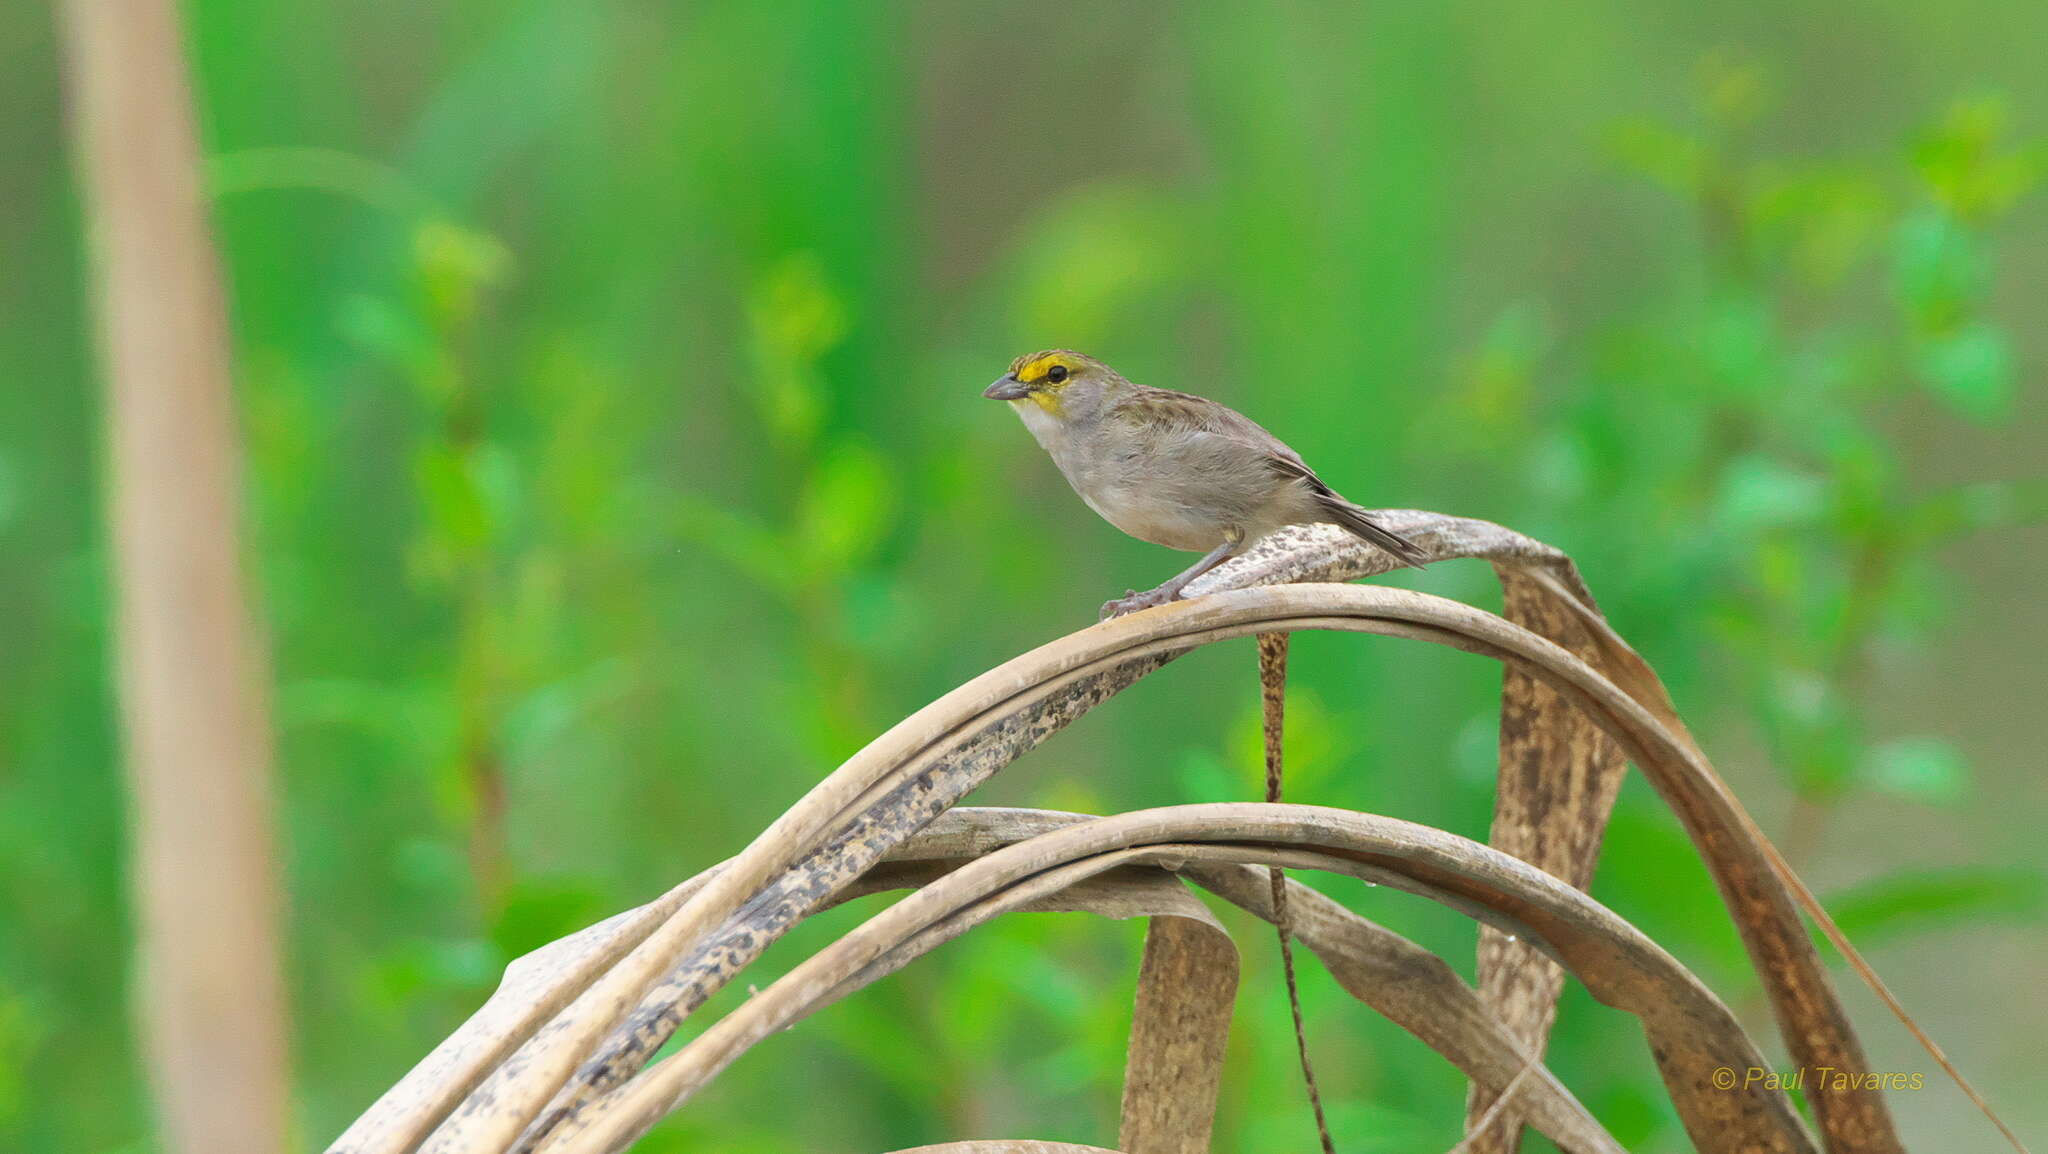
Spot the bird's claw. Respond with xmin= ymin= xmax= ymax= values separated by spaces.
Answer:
xmin=1099 ymin=586 xmax=1179 ymax=621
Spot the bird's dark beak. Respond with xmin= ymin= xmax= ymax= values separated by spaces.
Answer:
xmin=982 ymin=374 xmax=1030 ymax=401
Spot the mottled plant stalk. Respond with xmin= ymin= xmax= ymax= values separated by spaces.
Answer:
xmin=1257 ymin=631 xmax=1334 ymax=1154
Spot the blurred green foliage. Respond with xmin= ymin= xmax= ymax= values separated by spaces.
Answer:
xmin=3 ymin=3 xmax=2046 ymax=1152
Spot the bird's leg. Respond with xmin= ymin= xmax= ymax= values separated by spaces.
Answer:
xmin=1100 ymin=536 xmax=1241 ymax=620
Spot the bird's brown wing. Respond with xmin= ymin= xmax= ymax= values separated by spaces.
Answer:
xmin=1113 ymin=386 xmax=1430 ymax=567
xmin=1114 ymin=385 xmax=1337 ymax=487
xmin=1113 ymin=385 xmax=1305 ymax=461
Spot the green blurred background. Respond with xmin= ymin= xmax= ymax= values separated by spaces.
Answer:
xmin=4 ymin=2 xmax=2046 ymax=1151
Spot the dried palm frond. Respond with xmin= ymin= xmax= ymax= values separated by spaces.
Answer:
xmin=331 ymin=514 xmax=1989 ymax=1154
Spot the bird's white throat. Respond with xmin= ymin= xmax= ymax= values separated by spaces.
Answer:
xmin=1008 ymin=398 xmax=1066 ymax=457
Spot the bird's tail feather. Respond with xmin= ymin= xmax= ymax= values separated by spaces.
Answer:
xmin=1315 ymin=496 xmax=1431 ymax=569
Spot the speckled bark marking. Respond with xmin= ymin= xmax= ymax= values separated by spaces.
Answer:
xmin=1463 ymin=569 xmax=1628 ymax=1154
xmin=1256 ymin=631 xmax=1335 ymax=1154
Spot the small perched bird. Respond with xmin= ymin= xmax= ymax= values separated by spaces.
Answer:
xmin=984 ymin=350 xmax=1429 ymax=618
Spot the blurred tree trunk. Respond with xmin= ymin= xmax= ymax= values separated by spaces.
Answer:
xmin=58 ymin=2 xmax=291 ymax=1152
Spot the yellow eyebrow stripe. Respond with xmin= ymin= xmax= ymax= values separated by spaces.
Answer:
xmin=1014 ymin=353 xmax=1069 ymax=383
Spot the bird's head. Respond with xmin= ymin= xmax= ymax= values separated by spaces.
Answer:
xmin=982 ymin=350 xmax=1121 ymax=420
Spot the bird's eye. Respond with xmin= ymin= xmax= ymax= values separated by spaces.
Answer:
xmin=1045 ymin=365 xmax=1069 ymax=384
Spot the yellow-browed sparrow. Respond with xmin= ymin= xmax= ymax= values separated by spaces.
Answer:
xmin=985 ymin=350 xmax=1428 ymax=619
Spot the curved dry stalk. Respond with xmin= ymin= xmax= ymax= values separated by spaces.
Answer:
xmin=332 ymin=518 xmax=1913 ymax=1154
xmin=508 ymin=667 xmax=1175 ymax=1152
xmin=533 ymin=805 xmax=1809 ymax=1154
xmin=1177 ymin=862 xmax=1618 ymax=1154
xmin=1195 ymin=584 xmax=1898 ymax=1152
xmin=1451 ymin=1057 xmax=1541 ymax=1154
xmin=880 ymin=808 xmax=1626 ymax=1154
xmin=525 ymin=529 xmax=1610 ymax=1144
xmin=409 ymin=652 xmax=1170 ymax=1154
xmin=1195 ymin=519 xmax=1629 ymax=1154
xmin=887 ymin=583 xmax=1880 ymax=1148
xmin=1525 ymin=570 xmax=2029 ymax=1154
xmin=829 ymin=863 xmax=1239 ymax=1154
xmin=837 ymin=863 xmax=1616 ymax=1152
xmin=325 ymin=869 xmax=723 ymax=1153
xmin=339 ymin=514 xmax=1606 ymax=1154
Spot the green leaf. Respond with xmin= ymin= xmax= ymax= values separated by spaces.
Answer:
xmin=1700 ymin=293 xmax=1775 ymax=399
xmin=415 ymin=219 xmax=512 ymax=326
xmin=794 ymin=439 xmax=898 ymax=574
xmin=415 ymin=443 xmax=492 ymax=552
xmin=339 ymin=293 xmax=432 ymax=377
xmin=1906 ymin=480 xmax=2048 ymax=541
xmin=1914 ymin=322 xmax=2014 ymax=423
xmin=1891 ymin=210 xmax=1986 ymax=326
xmin=1856 ymin=737 xmax=1972 ymax=806
xmin=1826 ymin=867 xmax=2046 ymax=947
xmin=1911 ymin=97 xmax=2048 ymax=222
xmin=1604 ymin=119 xmax=1703 ymax=194
xmin=1714 ymin=454 xmax=1826 ymax=531
xmin=746 ymin=253 xmax=848 ymax=448
xmin=1750 ymin=166 xmax=1890 ymax=285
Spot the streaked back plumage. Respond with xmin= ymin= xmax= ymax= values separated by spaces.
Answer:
xmin=992 ymin=351 xmax=1429 ymax=568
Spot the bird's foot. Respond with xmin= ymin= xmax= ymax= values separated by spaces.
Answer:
xmin=1100 ymin=585 xmax=1181 ymax=621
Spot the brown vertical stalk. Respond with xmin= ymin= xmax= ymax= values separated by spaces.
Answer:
xmin=1256 ymin=632 xmax=1335 ymax=1154
xmin=1464 ymin=570 xmax=1627 ymax=1153
xmin=58 ymin=3 xmax=291 ymax=1152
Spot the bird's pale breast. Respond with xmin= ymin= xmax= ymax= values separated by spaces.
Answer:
xmin=1077 ymin=481 xmax=1227 ymax=552
xmin=1009 ymin=396 xmax=1295 ymax=552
